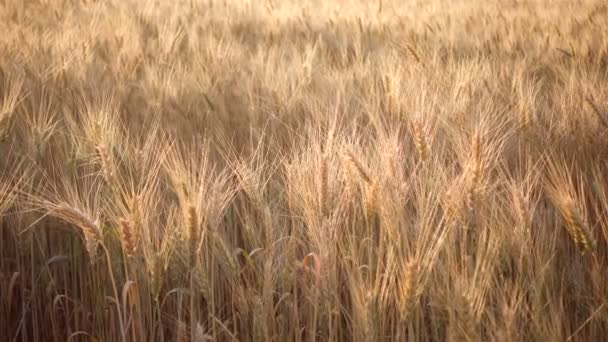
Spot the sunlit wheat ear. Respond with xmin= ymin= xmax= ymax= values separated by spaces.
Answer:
xmin=398 ymin=260 xmax=419 ymax=322
xmin=381 ymin=75 xmax=393 ymax=115
xmin=443 ymin=178 xmax=464 ymax=224
xmin=453 ymin=280 xmax=478 ymax=341
xmin=517 ymin=105 xmax=532 ymax=131
xmin=465 ymin=131 xmax=485 ymax=213
xmin=498 ymin=300 xmax=519 ymax=342
xmin=302 ymin=252 xmax=322 ymax=287
xmin=0 ymin=75 xmax=24 ymax=139
xmin=318 ymin=156 xmax=328 ymax=215
xmin=340 ymin=157 xmax=357 ymax=199
xmin=119 ymin=218 xmax=137 ymax=259
xmin=586 ymin=96 xmax=608 ymax=129
xmin=554 ymin=195 xmax=596 ymax=254
xmin=343 ymin=151 xmax=372 ymax=185
xmin=340 ymin=150 xmax=371 ymax=204
xmin=96 ymin=144 xmax=117 ymax=186
xmin=364 ymin=181 xmax=379 ymax=221
xmin=130 ymin=194 xmax=142 ymax=230
xmin=52 ymin=204 xmax=102 ymax=259
xmin=461 ymin=294 xmax=478 ymax=341
xmin=511 ymin=187 xmax=530 ymax=231
xmin=411 ymin=119 xmax=429 ymax=162
xmin=546 ymin=161 xmax=597 ymax=255
xmin=193 ymin=265 xmax=210 ymax=298
xmin=149 ymin=251 xmax=164 ymax=299
xmin=187 ymin=204 xmax=199 ymax=266
xmin=178 ymin=181 xmax=189 ymax=207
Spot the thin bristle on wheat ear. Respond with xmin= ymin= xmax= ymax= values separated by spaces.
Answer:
xmin=119 ymin=218 xmax=137 ymax=258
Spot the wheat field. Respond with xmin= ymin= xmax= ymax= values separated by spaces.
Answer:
xmin=0 ymin=0 xmax=607 ymax=341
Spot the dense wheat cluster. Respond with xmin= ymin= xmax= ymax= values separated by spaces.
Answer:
xmin=1 ymin=0 xmax=608 ymax=340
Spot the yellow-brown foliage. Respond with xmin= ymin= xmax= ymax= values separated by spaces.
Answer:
xmin=1 ymin=0 xmax=608 ymax=341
